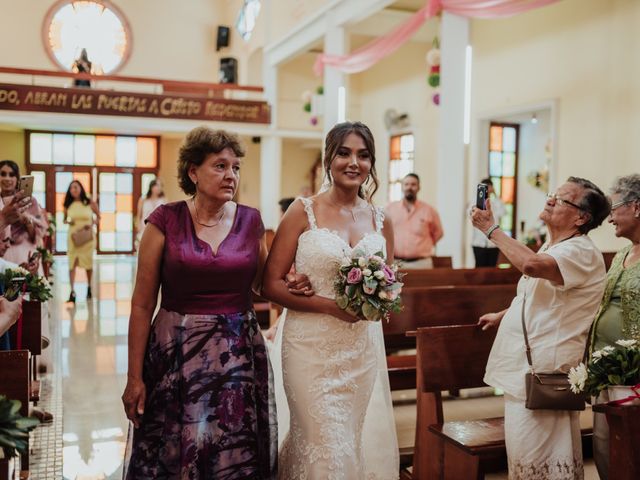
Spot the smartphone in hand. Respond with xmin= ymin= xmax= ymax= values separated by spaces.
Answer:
xmin=4 ymin=276 xmax=26 ymax=302
xmin=18 ymin=175 xmax=34 ymax=198
xmin=476 ymin=183 xmax=489 ymax=210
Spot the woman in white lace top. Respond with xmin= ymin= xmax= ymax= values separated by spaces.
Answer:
xmin=262 ymin=121 xmax=399 ymax=480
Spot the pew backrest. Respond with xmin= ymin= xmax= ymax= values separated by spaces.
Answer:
xmin=384 ymin=283 xmax=516 ymax=352
xmin=400 ymin=267 xmax=521 ymax=289
xmin=417 ymin=324 xmax=498 ymax=393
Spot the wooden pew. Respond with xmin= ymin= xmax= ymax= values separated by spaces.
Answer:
xmin=8 ymin=301 xmax=44 ymax=402
xmin=400 ymin=267 xmax=521 ymax=289
xmin=385 ymin=284 xmax=517 ymax=353
xmin=592 ymin=404 xmax=640 ymax=480
xmin=403 ymin=325 xmax=592 ymax=480
xmin=431 ymin=256 xmax=452 ymax=268
xmin=0 ymin=350 xmax=30 ymax=417
xmin=385 ymin=284 xmax=517 ymax=391
xmin=602 ymin=251 xmax=616 ymax=271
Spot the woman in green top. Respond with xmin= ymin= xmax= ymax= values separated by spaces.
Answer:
xmin=589 ymin=174 xmax=640 ymax=479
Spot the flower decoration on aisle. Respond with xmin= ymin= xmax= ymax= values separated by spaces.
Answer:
xmin=568 ymin=339 xmax=640 ymax=402
xmin=426 ymin=36 xmax=440 ymax=106
xmin=301 ymin=86 xmax=324 ymax=126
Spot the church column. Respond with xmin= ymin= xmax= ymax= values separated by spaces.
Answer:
xmin=260 ymin=62 xmax=282 ymax=230
xmin=322 ymin=21 xmax=349 ymax=135
xmin=436 ymin=13 xmax=471 ymax=267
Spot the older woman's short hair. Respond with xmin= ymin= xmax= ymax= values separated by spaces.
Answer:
xmin=610 ymin=174 xmax=640 ymax=204
xmin=177 ymin=127 xmax=245 ymax=196
xmin=567 ymin=176 xmax=611 ymax=234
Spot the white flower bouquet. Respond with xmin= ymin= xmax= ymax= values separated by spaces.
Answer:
xmin=568 ymin=339 xmax=640 ymax=397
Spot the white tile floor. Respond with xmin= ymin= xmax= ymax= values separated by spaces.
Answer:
xmin=39 ymin=256 xmax=601 ymax=479
xmin=57 ymin=257 xmax=133 ymax=479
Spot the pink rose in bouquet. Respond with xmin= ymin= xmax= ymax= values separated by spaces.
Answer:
xmin=334 ymin=250 xmax=404 ymax=321
xmin=347 ymin=267 xmax=363 ymax=284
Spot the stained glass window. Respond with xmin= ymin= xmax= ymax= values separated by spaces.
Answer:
xmin=31 ymin=133 xmax=157 ymax=169
xmin=45 ymin=0 xmax=130 ymax=74
xmin=488 ymin=123 xmax=519 ymax=237
xmin=28 ymin=132 xmax=158 ymax=254
xmin=99 ymin=172 xmax=133 ymax=252
xmin=31 ymin=171 xmax=47 ymax=209
xmin=236 ymin=0 xmax=261 ymax=42
xmin=388 ymin=133 xmax=415 ymax=202
xmin=31 ymin=134 xmax=53 ymax=164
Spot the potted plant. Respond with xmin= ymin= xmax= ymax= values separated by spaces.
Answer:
xmin=0 ymin=396 xmax=39 ymax=477
xmin=568 ymin=339 xmax=640 ymax=405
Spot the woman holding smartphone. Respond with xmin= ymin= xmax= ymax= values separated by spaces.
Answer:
xmin=64 ymin=180 xmax=100 ymax=303
xmin=0 ymin=160 xmax=45 ymax=269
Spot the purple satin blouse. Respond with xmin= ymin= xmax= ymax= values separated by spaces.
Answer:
xmin=145 ymin=201 xmax=264 ymax=315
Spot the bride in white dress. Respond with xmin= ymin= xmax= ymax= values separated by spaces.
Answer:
xmin=262 ymin=122 xmax=399 ymax=480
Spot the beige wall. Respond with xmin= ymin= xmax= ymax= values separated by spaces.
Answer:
xmin=352 ymin=39 xmax=439 ymax=207
xmin=0 ymin=130 xmax=25 ymax=172
xmin=281 ymin=140 xmax=320 ymax=198
xmin=278 ymin=53 xmax=324 ymax=132
xmin=238 ymin=139 xmax=261 ymax=208
xmin=268 ymin=0 xmax=328 ymax=46
xmin=157 ymin=136 xmax=185 ymax=203
xmin=471 ymin=0 xmax=639 ymax=250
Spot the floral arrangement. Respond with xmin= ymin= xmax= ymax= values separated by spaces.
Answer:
xmin=36 ymin=246 xmax=54 ymax=267
xmin=0 ymin=395 xmax=39 ymax=459
xmin=301 ymin=86 xmax=324 ymax=126
xmin=568 ymin=339 xmax=640 ymax=398
xmin=0 ymin=267 xmax=53 ymax=302
xmin=334 ymin=250 xmax=404 ymax=321
xmin=426 ymin=36 xmax=440 ymax=106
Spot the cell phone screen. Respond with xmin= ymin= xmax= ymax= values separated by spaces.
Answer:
xmin=476 ymin=184 xmax=488 ymax=210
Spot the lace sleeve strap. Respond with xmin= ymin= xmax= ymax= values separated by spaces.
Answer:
xmin=374 ymin=206 xmax=385 ymax=233
xmin=298 ymin=197 xmax=317 ymax=230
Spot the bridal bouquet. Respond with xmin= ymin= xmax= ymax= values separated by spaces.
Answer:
xmin=334 ymin=250 xmax=404 ymax=321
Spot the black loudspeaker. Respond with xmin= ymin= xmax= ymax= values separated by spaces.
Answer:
xmin=216 ymin=26 xmax=230 ymax=51
xmin=219 ymin=57 xmax=237 ymax=84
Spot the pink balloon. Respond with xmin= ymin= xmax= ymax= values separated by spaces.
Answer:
xmin=310 ymin=116 xmax=318 ymax=126
xmin=432 ymin=93 xmax=440 ymax=105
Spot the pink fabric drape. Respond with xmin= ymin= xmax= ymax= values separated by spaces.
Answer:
xmin=314 ymin=0 xmax=561 ymax=75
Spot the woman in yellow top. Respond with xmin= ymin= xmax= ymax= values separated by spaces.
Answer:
xmin=64 ymin=181 xmax=100 ymax=303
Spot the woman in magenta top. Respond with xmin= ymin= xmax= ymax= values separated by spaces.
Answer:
xmin=122 ymin=127 xmax=308 ymax=479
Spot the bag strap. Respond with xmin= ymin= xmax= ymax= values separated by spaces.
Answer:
xmin=520 ymin=293 xmax=535 ymax=373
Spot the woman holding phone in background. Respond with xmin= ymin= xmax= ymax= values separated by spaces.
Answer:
xmin=0 ymin=160 xmax=46 ymax=270
xmin=64 ymin=180 xmax=100 ymax=303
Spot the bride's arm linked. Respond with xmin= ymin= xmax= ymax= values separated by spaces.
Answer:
xmin=262 ymin=201 xmax=358 ymax=324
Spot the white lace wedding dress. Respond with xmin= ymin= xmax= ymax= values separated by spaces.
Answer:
xmin=272 ymin=197 xmax=399 ymax=480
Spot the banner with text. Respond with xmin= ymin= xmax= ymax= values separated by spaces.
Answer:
xmin=0 ymin=83 xmax=270 ymax=124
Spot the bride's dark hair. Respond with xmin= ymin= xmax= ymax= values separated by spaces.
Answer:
xmin=323 ymin=121 xmax=379 ymax=202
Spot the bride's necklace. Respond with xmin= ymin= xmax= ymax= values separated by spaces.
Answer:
xmin=328 ymin=196 xmax=363 ymax=223
xmin=192 ymin=198 xmax=225 ymax=228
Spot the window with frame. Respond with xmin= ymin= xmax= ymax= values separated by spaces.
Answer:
xmin=236 ymin=0 xmax=261 ymax=41
xmin=388 ymin=133 xmax=414 ymax=202
xmin=488 ymin=122 xmax=519 ymax=237
xmin=44 ymin=0 xmax=131 ymax=74
xmin=27 ymin=131 xmax=158 ymax=254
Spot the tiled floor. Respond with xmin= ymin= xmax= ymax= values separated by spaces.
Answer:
xmin=56 ymin=257 xmax=133 ymax=480
xmin=29 ymin=373 xmax=63 ymax=479
xmin=32 ymin=255 xmax=602 ymax=479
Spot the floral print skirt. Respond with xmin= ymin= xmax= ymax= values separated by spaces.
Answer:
xmin=124 ymin=308 xmax=277 ymax=479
